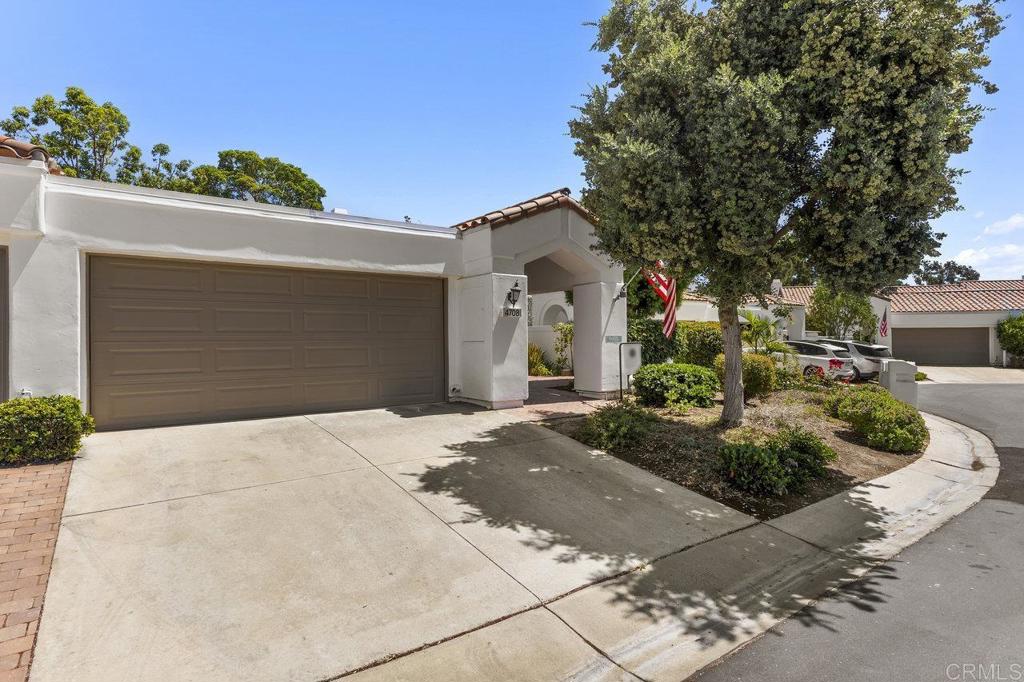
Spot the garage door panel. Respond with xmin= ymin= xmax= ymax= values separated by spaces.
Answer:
xmin=303 ymin=309 xmax=371 ymax=333
xmin=91 ymin=258 xmax=206 ymax=296
xmin=892 ymin=327 xmax=989 ymax=366
xmin=90 ymin=256 xmax=445 ymax=429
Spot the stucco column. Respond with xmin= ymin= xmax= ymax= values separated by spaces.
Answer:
xmin=572 ymin=281 xmax=626 ymax=398
xmin=8 ymin=237 xmax=82 ymax=400
xmin=451 ymin=272 xmax=528 ymax=409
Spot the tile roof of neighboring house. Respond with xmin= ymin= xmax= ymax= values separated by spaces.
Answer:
xmin=888 ymin=280 xmax=1024 ymax=313
xmin=778 ymin=285 xmax=814 ymax=307
xmin=0 ymin=136 xmax=62 ymax=174
xmin=453 ymin=187 xmax=595 ymax=230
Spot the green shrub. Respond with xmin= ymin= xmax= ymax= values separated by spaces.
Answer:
xmin=628 ymin=317 xmax=676 ymax=365
xmin=552 ymin=322 xmax=574 ymax=372
xmin=996 ymin=314 xmax=1024 ymax=358
xmin=768 ymin=427 xmax=837 ymax=483
xmin=576 ymin=403 xmax=660 ymax=452
xmin=914 ymin=371 xmax=928 ymax=382
xmin=528 ymin=343 xmax=553 ymax=376
xmin=717 ymin=443 xmax=792 ymax=496
xmin=714 ymin=353 xmax=777 ymax=400
xmin=0 ymin=396 xmax=96 ymax=466
xmin=827 ymin=385 xmax=927 ymax=453
xmin=632 ymin=363 xmax=719 ymax=408
xmin=675 ymin=321 xmax=723 ymax=367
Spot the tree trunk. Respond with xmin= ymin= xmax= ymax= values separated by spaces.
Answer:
xmin=719 ymin=302 xmax=745 ymax=426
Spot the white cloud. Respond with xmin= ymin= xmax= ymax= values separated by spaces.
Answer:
xmin=981 ymin=213 xmax=1024 ymax=236
xmin=955 ymin=243 xmax=1024 ymax=279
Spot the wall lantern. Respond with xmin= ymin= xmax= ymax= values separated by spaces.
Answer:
xmin=506 ymin=280 xmax=522 ymax=307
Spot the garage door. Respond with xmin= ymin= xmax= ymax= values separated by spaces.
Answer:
xmin=891 ymin=327 xmax=990 ymax=366
xmin=89 ymin=256 xmax=446 ymax=429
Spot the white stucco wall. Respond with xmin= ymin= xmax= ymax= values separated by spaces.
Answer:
xmin=0 ymin=160 xmax=624 ymax=413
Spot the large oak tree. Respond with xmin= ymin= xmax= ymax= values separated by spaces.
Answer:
xmin=571 ymin=0 xmax=1001 ymax=424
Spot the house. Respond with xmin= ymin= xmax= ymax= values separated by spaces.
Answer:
xmin=0 ymin=150 xmax=626 ymax=430
xmin=886 ymin=281 xmax=1024 ymax=366
xmin=677 ymin=280 xmax=1023 ymax=366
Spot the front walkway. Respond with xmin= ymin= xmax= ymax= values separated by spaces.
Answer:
xmin=30 ymin=393 xmax=749 ymax=681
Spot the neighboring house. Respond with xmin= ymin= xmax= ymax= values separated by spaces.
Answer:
xmin=677 ymin=280 xmax=1024 ymax=367
xmin=886 ymin=281 xmax=1024 ymax=366
xmin=0 ymin=151 xmax=626 ymax=429
xmin=673 ymin=289 xmax=810 ymax=343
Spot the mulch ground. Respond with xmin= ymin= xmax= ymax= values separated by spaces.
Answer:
xmin=546 ymin=388 xmax=922 ymax=520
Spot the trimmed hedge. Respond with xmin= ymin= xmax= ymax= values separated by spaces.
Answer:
xmin=576 ymin=403 xmax=660 ymax=452
xmin=632 ymin=363 xmax=720 ymax=408
xmin=714 ymin=352 xmax=777 ymax=400
xmin=675 ymin=321 xmax=723 ymax=367
xmin=0 ymin=396 xmax=96 ymax=466
xmin=826 ymin=385 xmax=927 ymax=453
xmin=628 ymin=317 xmax=676 ymax=365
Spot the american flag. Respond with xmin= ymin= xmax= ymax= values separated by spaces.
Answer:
xmin=879 ymin=309 xmax=888 ymax=337
xmin=644 ymin=261 xmax=677 ymax=339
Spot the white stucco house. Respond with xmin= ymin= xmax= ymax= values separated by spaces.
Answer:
xmin=0 ymin=143 xmax=626 ymax=430
xmin=676 ymin=281 xmax=1022 ymax=366
xmin=528 ymin=291 xmax=573 ymax=370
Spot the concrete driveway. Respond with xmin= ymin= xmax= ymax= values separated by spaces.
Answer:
xmin=32 ymin=402 xmax=751 ymax=681
xmin=919 ymin=365 xmax=1024 ymax=383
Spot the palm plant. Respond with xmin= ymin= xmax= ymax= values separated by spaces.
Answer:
xmin=740 ymin=310 xmax=778 ymax=353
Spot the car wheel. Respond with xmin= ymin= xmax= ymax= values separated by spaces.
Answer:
xmin=852 ymin=367 xmax=862 ymax=382
xmin=803 ymin=365 xmax=823 ymax=378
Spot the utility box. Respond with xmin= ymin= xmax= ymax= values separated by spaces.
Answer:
xmin=880 ymin=359 xmax=918 ymax=407
xmin=619 ymin=342 xmax=643 ymax=398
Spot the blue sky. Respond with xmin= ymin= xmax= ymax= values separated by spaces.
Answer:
xmin=4 ymin=1 xmax=1021 ymax=279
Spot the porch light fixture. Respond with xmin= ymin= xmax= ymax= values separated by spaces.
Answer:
xmin=507 ymin=280 xmax=522 ymax=307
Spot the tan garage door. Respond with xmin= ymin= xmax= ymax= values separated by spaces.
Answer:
xmin=891 ymin=327 xmax=990 ymax=366
xmin=89 ymin=256 xmax=446 ymax=429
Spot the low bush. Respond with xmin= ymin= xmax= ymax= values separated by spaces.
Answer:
xmin=628 ymin=317 xmax=676 ymax=365
xmin=827 ymin=385 xmax=927 ymax=453
xmin=718 ymin=426 xmax=837 ymax=497
xmin=914 ymin=371 xmax=928 ymax=382
xmin=714 ymin=353 xmax=777 ymax=400
xmin=0 ymin=395 xmax=96 ymax=466
xmin=528 ymin=343 xmax=553 ymax=376
xmin=769 ymin=427 xmax=837 ymax=483
xmin=576 ymin=403 xmax=660 ymax=452
xmin=632 ymin=363 xmax=719 ymax=408
xmin=675 ymin=321 xmax=723 ymax=367
xmin=717 ymin=443 xmax=792 ymax=496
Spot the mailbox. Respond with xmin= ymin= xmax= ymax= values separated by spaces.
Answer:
xmin=619 ymin=342 xmax=643 ymax=398
xmin=880 ymin=359 xmax=918 ymax=407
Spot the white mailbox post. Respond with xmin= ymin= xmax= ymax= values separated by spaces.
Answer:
xmin=880 ymin=359 xmax=919 ymax=407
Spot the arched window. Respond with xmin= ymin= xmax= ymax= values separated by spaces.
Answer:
xmin=542 ymin=304 xmax=569 ymax=326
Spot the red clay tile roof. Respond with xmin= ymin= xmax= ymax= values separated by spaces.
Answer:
xmin=778 ymin=285 xmax=814 ymax=307
xmin=453 ymin=188 xmax=595 ymax=230
xmin=889 ymin=280 xmax=1024 ymax=313
xmin=0 ymin=136 xmax=62 ymax=174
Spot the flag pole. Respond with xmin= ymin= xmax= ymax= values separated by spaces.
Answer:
xmin=617 ymin=267 xmax=644 ymax=300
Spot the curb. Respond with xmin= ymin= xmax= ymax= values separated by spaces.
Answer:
xmin=541 ymin=413 xmax=999 ymax=682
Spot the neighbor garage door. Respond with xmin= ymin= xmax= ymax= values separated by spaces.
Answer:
xmin=89 ymin=256 xmax=445 ymax=429
xmin=891 ymin=327 xmax=990 ymax=366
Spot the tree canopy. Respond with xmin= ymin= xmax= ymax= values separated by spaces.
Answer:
xmin=912 ymin=259 xmax=982 ymax=285
xmin=2 ymin=87 xmax=326 ymax=210
xmin=806 ymin=285 xmax=879 ymax=341
xmin=571 ymin=0 xmax=1001 ymax=423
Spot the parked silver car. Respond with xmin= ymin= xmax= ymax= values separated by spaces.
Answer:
xmin=782 ymin=340 xmax=856 ymax=380
xmin=816 ymin=338 xmax=893 ymax=381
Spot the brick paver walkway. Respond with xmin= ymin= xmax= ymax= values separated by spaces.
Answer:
xmin=0 ymin=462 xmax=72 ymax=682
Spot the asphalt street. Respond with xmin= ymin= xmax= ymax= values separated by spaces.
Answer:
xmin=696 ymin=383 xmax=1024 ymax=682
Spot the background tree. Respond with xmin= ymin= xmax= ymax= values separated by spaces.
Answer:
xmin=571 ymin=0 xmax=1001 ymax=424
xmin=913 ymin=259 xmax=982 ymax=285
xmin=1 ymin=87 xmax=133 ymax=180
xmin=806 ymin=285 xmax=879 ymax=341
xmin=2 ymin=87 xmax=327 ymax=210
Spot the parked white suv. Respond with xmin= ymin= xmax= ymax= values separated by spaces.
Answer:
xmin=782 ymin=341 xmax=856 ymax=381
xmin=816 ymin=338 xmax=893 ymax=381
